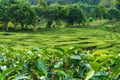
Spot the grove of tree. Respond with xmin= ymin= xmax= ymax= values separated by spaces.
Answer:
xmin=0 ymin=0 xmax=120 ymax=31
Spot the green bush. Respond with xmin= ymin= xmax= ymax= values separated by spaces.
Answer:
xmin=106 ymin=8 xmax=120 ymax=20
xmin=0 ymin=47 xmax=119 ymax=80
xmin=88 ymin=17 xmax=94 ymax=22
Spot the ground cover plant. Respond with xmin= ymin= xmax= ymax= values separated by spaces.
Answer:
xmin=0 ymin=47 xmax=120 ymax=80
xmin=0 ymin=27 xmax=120 ymax=52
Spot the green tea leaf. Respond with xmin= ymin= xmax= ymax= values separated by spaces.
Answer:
xmin=91 ymin=62 xmax=101 ymax=72
xmin=70 ymin=55 xmax=81 ymax=60
xmin=66 ymin=70 xmax=73 ymax=78
xmin=54 ymin=47 xmax=65 ymax=54
xmin=54 ymin=70 xmax=67 ymax=77
xmin=85 ymin=70 xmax=94 ymax=80
xmin=0 ymin=68 xmax=17 ymax=80
xmin=92 ymin=50 xmax=109 ymax=56
xmin=36 ymin=59 xmax=47 ymax=75
xmin=95 ymin=54 xmax=113 ymax=62
xmin=12 ymin=75 xmax=30 ymax=80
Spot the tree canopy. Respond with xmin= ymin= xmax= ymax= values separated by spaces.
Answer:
xmin=0 ymin=0 xmax=120 ymax=31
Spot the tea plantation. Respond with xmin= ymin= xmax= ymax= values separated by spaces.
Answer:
xmin=0 ymin=26 xmax=120 ymax=80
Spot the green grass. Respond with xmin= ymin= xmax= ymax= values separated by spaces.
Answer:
xmin=0 ymin=27 xmax=120 ymax=52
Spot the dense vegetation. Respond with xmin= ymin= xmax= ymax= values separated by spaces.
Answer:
xmin=0 ymin=25 xmax=120 ymax=52
xmin=0 ymin=47 xmax=120 ymax=80
xmin=0 ymin=0 xmax=120 ymax=31
xmin=0 ymin=0 xmax=120 ymax=80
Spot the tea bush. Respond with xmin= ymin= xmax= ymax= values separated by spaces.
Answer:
xmin=0 ymin=47 xmax=120 ymax=80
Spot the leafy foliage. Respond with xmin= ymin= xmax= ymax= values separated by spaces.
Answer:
xmin=107 ymin=8 xmax=120 ymax=19
xmin=0 ymin=0 xmax=120 ymax=30
xmin=0 ymin=47 xmax=119 ymax=79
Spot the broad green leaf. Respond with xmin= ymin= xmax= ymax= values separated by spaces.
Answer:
xmin=48 ymin=48 xmax=64 ymax=57
xmin=70 ymin=55 xmax=81 ymax=60
xmin=12 ymin=75 xmax=30 ymax=80
xmin=66 ymin=70 xmax=73 ymax=78
xmin=95 ymin=54 xmax=113 ymax=62
xmin=112 ymin=58 xmax=120 ymax=78
xmin=91 ymin=60 xmax=108 ymax=72
xmin=54 ymin=70 xmax=67 ymax=77
xmin=85 ymin=70 xmax=94 ymax=80
xmin=94 ymin=70 xmax=107 ymax=76
xmin=54 ymin=47 xmax=65 ymax=54
xmin=54 ymin=61 xmax=63 ymax=69
xmin=66 ymin=46 xmax=81 ymax=54
xmin=91 ymin=50 xmax=110 ymax=60
xmin=0 ymin=68 xmax=17 ymax=80
xmin=36 ymin=59 xmax=47 ymax=75
xmin=92 ymin=50 xmax=109 ymax=56
xmin=91 ymin=62 xmax=101 ymax=72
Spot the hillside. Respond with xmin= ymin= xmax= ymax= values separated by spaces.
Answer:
xmin=0 ymin=0 xmax=120 ymax=80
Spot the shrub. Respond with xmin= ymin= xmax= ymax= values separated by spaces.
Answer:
xmin=0 ymin=47 xmax=119 ymax=79
xmin=106 ymin=8 xmax=120 ymax=20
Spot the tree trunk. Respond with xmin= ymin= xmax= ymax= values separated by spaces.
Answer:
xmin=21 ymin=23 xmax=24 ymax=30
xmin=47 ymin=20 xmax=53 ymax=28
xmin=33 ymin=24 xmax=36 ymax=31
xmin=4 ymin=21 xmax=8 ymax=31
xmin=14 ymin=23 xmax=17 ymax=28
xmin=14 ymin=23 xmax=18 ymax=30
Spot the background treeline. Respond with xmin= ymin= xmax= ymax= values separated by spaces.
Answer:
xmin=0 ymin=0 xmax=120 ymax=31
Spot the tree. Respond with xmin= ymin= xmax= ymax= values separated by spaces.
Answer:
xmin=66 ymin=4 xmax=85 ymax=26
xmin=44 ymin=4 xmax=59 ymax=28
xmin=43 ymin=4 xmax=85 ymax=27
xmin=47 ymin=0 xmax=102 ymax=5
xmin=29 ymin=0 xmax=38 ymax=5
xmin=0 ymin=0 xmax=11 ymax=31
xmin=38 ymin=0 xmax=47 ymax=8
xmin=115 ymin=0 xmax=120 ymax=10
xmin=39 ymin=4 xmax=60 ymax=28
xmin=100 ymin=0 xmax=116 ymax=8
xmin=106 ymin=8 xmax=120 ymax=20
xmin=57 ymin=5 xmax=69 ymax=21
xmin=8 ymin=0 xmax=36 ymax=30
xmin=116 ymin=0 xmax=120 ymax=3
xmin=94 ymin=5 xmax=106 ymax=19
xmin=43 ymin=4 xmax=69 ymax=28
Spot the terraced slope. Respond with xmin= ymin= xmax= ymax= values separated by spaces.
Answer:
xmin=0 ymin=28 xmax=120 ymax=52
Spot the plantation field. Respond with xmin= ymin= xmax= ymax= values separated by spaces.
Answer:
xmin=0 ymin=24 xmax=120 ymax=79
xmin=1 ymin=0 xmax=120 ymax=79
xmin=0 ymin=27 xmax=120 ymax=52
xmin=0 ymin=28 xmax=120 ymax=79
